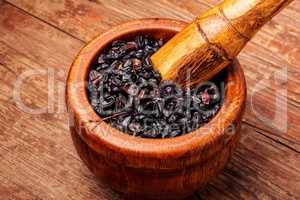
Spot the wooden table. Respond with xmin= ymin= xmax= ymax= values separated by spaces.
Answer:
xmin=0 ymin=0 xmax=299 ymax=199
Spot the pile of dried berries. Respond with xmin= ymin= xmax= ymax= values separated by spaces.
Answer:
xmin=88 ymin=35 xmax=222 ymax=138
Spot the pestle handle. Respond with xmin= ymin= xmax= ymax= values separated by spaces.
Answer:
xmin=151 ymin=0 xmax=294 ymax=86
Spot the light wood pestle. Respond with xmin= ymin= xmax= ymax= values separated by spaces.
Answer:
xmin=151 ymin=0 xmax=294 ymax=86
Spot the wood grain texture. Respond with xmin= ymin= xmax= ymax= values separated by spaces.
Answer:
xmin=0 ymin=0 xmax=299 ymax=199
xmin=0 ymin=3 xmax=120 ymax=200
xmin=199 ymin=124 xmax=300 ymax=200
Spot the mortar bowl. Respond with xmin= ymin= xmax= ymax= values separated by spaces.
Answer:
xmin=66 ymin=18 xmax=246 ymax=199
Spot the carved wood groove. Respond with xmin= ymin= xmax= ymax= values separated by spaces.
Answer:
xmin=218 ymin=7 xmax=250 ymax=41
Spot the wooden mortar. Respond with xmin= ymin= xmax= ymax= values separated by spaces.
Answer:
xmin=151 ymin=0 xmax=294 ymax=86
xmin=66 ymin=19 xmax=246 ymax=199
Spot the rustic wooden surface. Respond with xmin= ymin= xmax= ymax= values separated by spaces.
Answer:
xmin=0 ymin=0 xmax=299 ymax=199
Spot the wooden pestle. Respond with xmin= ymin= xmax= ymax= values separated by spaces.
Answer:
xmin=151 ymin=0 xmax=294 ymax=86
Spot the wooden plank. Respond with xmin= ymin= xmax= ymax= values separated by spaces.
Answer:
xmin=198 ymin=124 xmax=300 ymax=200
xmin=0 ymin=3 xmax=122 ymax=200
xmin=5 ymin=0 xmax=194 ymax=41
xmin=6 ymin=0 xmax=300 ymax=150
